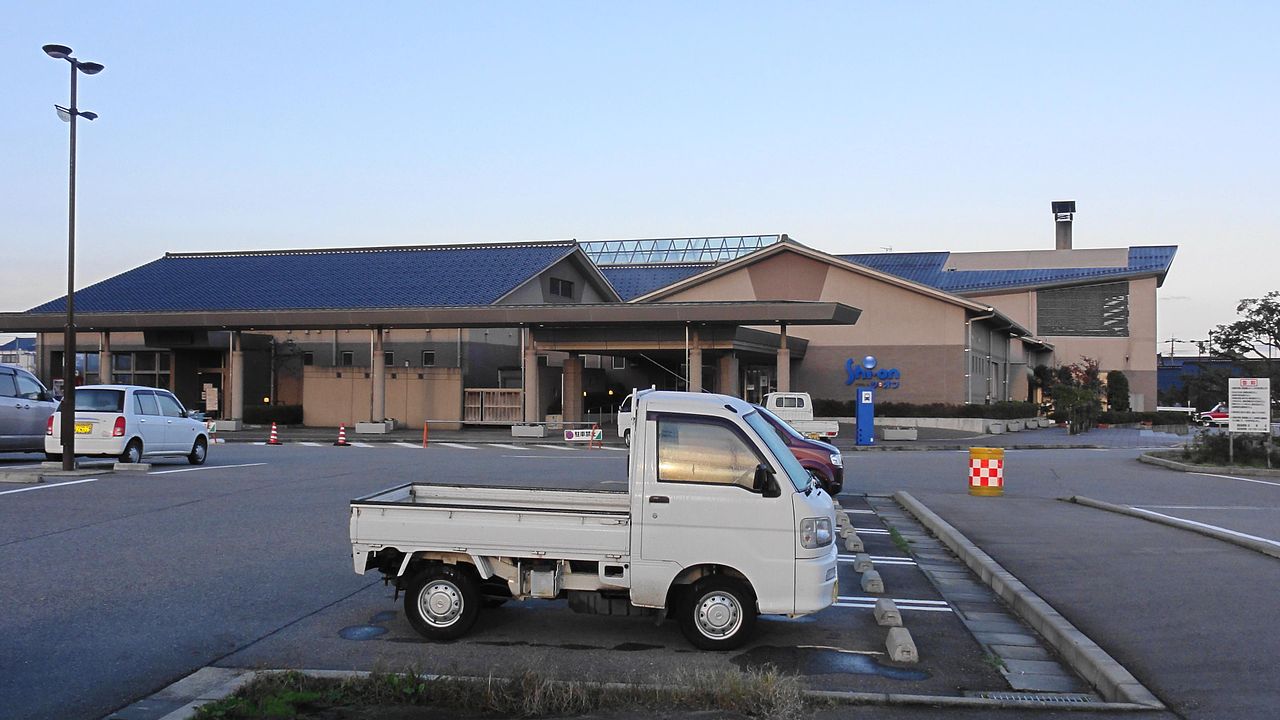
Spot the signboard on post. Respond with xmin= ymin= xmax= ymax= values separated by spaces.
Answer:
xmin=564 ymin=427 xmax=604 ymax=443
xmin=1229 ymin=378 xmax=1271 ymax=434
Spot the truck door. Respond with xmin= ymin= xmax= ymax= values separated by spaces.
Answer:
xmin=636 ymin=413 xmax=796 ymax=614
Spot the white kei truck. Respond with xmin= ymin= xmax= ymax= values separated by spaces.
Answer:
xmin=350 ymin=390 xmax=839 ymax=650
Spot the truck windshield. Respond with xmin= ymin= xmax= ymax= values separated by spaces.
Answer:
xmin=744 ymin=410 xmax=811 ymax=493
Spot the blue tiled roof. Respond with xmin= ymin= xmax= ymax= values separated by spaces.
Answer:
xmin=29 ymin=243 xmax=578 ymax=313
xmin=601 ymin=264 xmax=717 ymax=301
xmin=1 ymin=337 xmax=36 ymax=351
xmin=841 ymin=246 xmax=1177 ymax=294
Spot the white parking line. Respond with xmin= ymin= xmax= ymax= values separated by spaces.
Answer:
xmin=297 ymin=441 xmax=321 ymax=447
xmin=393 ymin=442 xmax=421 ymax=449
xmin=436 ymin=442 xmax=477 ymax=450
xmin=534 ymin=444 xmax=575 ymax=451
xmin=0 ymin=478 xmax=98 ymax=495
xmin=350 ymin=442 xmax=374 ymax=448
xmin=598 ymin=446 xmax=628 ymax=452
xmin=500 ymin=455 xmax=622 ymax=460
xmin=852 ymin=528 xmax=890 ymax=535
xmin=843 ymin=509 xmax=876 ymax=514
xmin=1140 ymin=505 xmax=1276 ymax=510
xmin=149 ymin=463 xmax=267 ymax=475
xmin=1130 ymin=508 xmax=1280 ymax=549
xmin=834 ymin=601 xmax=954 ymax=612
xmin=838 ymin=595 xmax=948 ymax=605
xmin=252 ymin=442 xmax=266 ymax=446
xmin=1193 ymin=472 xmax=1280 ymax=489
xmin=487 ymin=444 xmax=524 ymax=450
xmin=838 ymin=556 xmax=917 ymax=566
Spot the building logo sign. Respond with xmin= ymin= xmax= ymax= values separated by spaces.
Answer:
xmin=845 ymin=355 xmax=901 ymax=389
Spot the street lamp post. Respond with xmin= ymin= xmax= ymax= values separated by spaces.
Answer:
xmin=43 ymin=44 xmax=103 ymax=471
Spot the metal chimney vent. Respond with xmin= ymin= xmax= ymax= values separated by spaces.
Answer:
xmin=1052 ymin=201 xmax=1076 ymax=250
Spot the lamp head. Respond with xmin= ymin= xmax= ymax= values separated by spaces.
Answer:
xmin=43 ymin=44 xmax=73 ymax=60
xmin=78 ymin=61 xmax=105 ymax=75
xmin=79 ymin=111 xmax=98 ymax=121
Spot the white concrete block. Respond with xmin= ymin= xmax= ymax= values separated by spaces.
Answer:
xmin=882 ymin=427 xmax=918 ymax=441
xmin=354 ymin=421 xmax=392 ymax=434
xmin=113 ymin=462 xmax=152 ymax=472
xmin=852 ymin=553 xmax=874 ymax=573
xmin=860 ymin=569 xmax=884 ymax=593
xmin=987 ymin=421 xmax=1006 ymax=434
xmin=1006 ymin=420 xmax=1024 ymax=432
xmin=511 ymin=424 xmax=546 ymax=438
xmin=874 ymin=598 xmax=902 ymax=627
xmin=886 ymin=627 xmax=918 ymax=663
xmin=844 ymin=534 xmax=864 ymax=553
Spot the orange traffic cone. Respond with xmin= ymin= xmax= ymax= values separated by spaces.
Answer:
xmin=334 ymin=424 xmax=351 ymax=446
xmin=267 ymin=421 xmax=282 ymax=445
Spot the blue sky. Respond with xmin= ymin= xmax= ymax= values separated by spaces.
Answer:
xmin=2 ymin=2 xmax=1276 ymax=350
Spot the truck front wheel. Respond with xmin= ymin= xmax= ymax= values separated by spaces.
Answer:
xmin=403 ymin=565 xmax=481 ymax=641
xmin=679 ymin=576 xmax=757 ymax=650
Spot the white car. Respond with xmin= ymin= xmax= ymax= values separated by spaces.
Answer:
xmin=46 ymin=385 xmax=210 ymax=465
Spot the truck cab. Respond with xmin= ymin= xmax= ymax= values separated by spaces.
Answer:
xmin=351 ymin=390 xmax=838 ymax=650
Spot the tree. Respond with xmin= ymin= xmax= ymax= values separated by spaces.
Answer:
xmin=1212 ymin=290 xmax=1280 ymax=410
xmin=1106 ymin=370 xmax=1131 ymax=412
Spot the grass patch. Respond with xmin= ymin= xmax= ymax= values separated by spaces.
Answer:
xmin=195 ymin=666 xmax=818 ymax=719
xmin=888 ymin=527 xmax=912 ymax=554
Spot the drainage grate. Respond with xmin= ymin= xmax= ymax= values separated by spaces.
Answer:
xmin=965 ymin=691 xmax=1099 ymax=704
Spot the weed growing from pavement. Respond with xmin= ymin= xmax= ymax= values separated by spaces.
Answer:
xmin=194 ymin=666 xmax=817 ymax=719
xmin=888 ymin=527 xmax=912 ymax=554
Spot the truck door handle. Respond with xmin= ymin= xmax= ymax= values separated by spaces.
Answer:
xmin=648 ymin=495 xmax=669 ymax=504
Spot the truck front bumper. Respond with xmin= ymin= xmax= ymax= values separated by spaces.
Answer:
xmin=795 ymin=543 xmax=839 ymax=615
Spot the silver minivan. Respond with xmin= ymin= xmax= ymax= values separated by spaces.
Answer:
xmin=0 ymin=364 xmax=59 ymax=455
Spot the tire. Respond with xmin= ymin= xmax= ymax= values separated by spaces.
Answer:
xmin=679 ymin=576 xmax=757 ymax=651
xmin=119 ymin=439 xmax=143 ymax=464
xmin=45 ymin=452 xmax=62 ymax=462
xmin=623 ymin=429 xmax=631 ymax=447
xmin=403 ymin=565 xmax=481 ymax=641
xmin=188 ymin=437 xmax=208 ymax=465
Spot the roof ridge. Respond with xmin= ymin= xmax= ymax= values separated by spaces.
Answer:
xmin=164 ymin=239 xmax=577 ymax=259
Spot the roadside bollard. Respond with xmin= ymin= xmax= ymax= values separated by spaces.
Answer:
xmin=853 ymin=553 xmax=874 ymax=572
xmin=861 ymin=569 xmax=885 ymax=593
xmin=422 ymin=422 xmax=429 ymax=448
xmin=874 ymin=598 xmax=902 ymax=627
xmin=886 ymin=627 xmax=919 ymax=663
xmin=844 ymin=533 xmax=864 ymax=553
xmin=968 ymin=447 xmax=1004 ymax=496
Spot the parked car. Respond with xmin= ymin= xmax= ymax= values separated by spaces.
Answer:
xmin=754 ymin=403 xmax=844 ymax=494
xmin=761 ymin=392 xmax=839 ymax=438
xmin=0 ymin=364 xmax=59 ymax=453
xmin=45 ymin=385 xmax=210 ymax=464
xmin=1199 ymin=402 xmax=1229 ymax=427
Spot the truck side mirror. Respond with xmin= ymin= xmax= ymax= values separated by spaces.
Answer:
xmin=753 ymin=464 xmax=781 ymax=498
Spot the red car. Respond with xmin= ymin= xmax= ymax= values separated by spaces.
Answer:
xmin=1199 ymin=402 xmax=1229 ymax=427
xmin=754 ymin=404 xmax=844 ymax=495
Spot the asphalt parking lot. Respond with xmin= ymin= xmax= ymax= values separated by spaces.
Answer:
xmin=1 ymin=436 xmax=1277 ymax=719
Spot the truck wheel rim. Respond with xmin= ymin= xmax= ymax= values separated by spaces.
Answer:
xmin=696 ymin=591 xmax=742 ymax=639
xmin=126 ymin=444 xmax=140 ymax=463
xmin=193 ymin=442 xmax=206 ymax=462
xmin=419 ymin=580 xmax=463 ymax=627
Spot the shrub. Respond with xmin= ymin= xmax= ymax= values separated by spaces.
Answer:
xmin=1182 ymin=432 xmax=1278 ymax=467
xmin=243 ymin=404 xmax=303 ymax=425
xmin=1106 ymin=370 xmax=1131 ymax=412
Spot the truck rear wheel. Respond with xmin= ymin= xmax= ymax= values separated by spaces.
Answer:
xmin=679 ymin=576 xmax=756 ymax=650
xmin=403 ymin=565 xmax=480 ymax=641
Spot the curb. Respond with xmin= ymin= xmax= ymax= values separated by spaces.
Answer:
xmin=1064 ymin=495 xmax=1280 ymax=560
xmin=136 ymin=666 xmax=1163 ymax=720
xmin=1138 ymin=452 xmax=1280 ymax=478
xmin=893 ymin=491 xmax=1165 ymax=709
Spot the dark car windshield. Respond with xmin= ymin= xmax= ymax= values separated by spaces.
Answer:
xmin=73 ymin=389 xmax=125 ymax=412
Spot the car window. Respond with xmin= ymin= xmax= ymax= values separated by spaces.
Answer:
xmin=620 ymin=395 xmax=632 ymax=412
xmin=156 ymin=393 xmax=185 ymax=418
xmin=657 ymin=417 xmax=762 ymax=490
xmin=0 ymin=372 xmax=17 ymax=398
xmin=134 ymin=391 xmax=161 ymax=416
xmin=14 ymin=373 xmax=44 ymax=400
xmin=75 ymin=389 xmax=125 ymax=412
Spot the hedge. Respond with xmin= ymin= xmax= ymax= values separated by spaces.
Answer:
xmin=243 ymin=404 xmax=304 ymax=425
xmin=813 ymin=399 xmax=1039 ymax=419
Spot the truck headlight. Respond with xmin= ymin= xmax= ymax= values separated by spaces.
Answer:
xmin=800 ymin=517 xmax=833 ymax=548
xmin=829 ymin=452 xmax=842 ymax=468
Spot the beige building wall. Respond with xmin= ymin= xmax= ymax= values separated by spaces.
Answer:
xmin=302 ymin=366 xmax=463 ymax=429
xmin=654 ymin=250 xmax=973 ymax=404
xmin=972 ymin=278 xmax=1158 ymax=410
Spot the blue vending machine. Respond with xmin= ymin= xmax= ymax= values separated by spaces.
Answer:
xmin=855 ymin=388 xmax=875 ymax=446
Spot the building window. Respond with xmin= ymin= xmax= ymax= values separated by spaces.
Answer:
xmin=550 ymin=277 xmax=574 ymax=298
xmin=302 ymin=352 xmax=314 ymax=366
xmin=612 ymin=355 xmax=626 ymax=370
xmin=384 ymin=351 xmax=394 ymax=367
xmin=422 ymin=351 xmax=436 ymax=367
xmin=340 ymin=351 xmax=354 ymax=366
xmin=1037 ymin=282 xmax=1130 ymax=337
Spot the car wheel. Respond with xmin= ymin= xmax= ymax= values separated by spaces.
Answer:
xmin=188 ymin=437 xmax=208 ymax=465
xmin=623 ymin=429 xmax=631 ymax=447
xmin=679 ymin=575 xmax=757 ymax=651
xmin=403 ymin=565 xmax=481 ymax=641
xmin=119 ymin=439 xmax=143 ymax=464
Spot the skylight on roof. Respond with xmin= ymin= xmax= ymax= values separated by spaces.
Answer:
xmin=580 ymin=235 xmax=780 ymax=266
